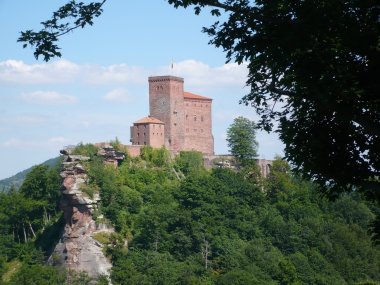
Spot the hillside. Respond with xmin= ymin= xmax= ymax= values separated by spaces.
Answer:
xmin=0 ymin=157 xmax=60 ymax=191
xmin=0 ymin=145 xmax=379 ymax=284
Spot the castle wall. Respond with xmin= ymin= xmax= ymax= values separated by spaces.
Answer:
xmin=126 ymin=145 xmax=142 ymax=157
xmin=149 ymin=76 xmax=185 ymax=153
xmin=183 ymin=98 xmax=214 ymax=154
xmin=131 ymin=123 xmax=164 ymax=148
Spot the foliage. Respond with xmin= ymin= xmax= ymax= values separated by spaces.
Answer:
xmin=226 ymin=116 xmax=258 ymax=166
xmin=175 ymin=151 xmax=204 ymax=175
xmin=1 ymin=151 xmax=380 ymax=284
xmin=140 ymin=146 xmax=171 ymax=167
xmin=71 ymin=143 xmax=99 ymax=158
xmin=85 ymin=155 xmax=380 ymax=284
xmin=80 ymin=184 xmax=99 ymax=199
xmin=169 ymin=0 xmax=379 ymax=195
xmin=0 ymin=157 xmax=60 ymax=192
xmin=17 ymin=0 xmax=106 ymax=61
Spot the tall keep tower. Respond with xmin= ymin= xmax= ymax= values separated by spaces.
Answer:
xmin=148 ymin=76 xmax=185 ymax=153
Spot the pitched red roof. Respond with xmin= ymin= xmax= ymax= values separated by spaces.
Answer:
xmin=184 ymin=92 xmax=212 ymax=101
xmin=134 ymin=116 xmax=164 ymax=124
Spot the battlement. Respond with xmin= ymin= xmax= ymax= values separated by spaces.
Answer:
xmin=148 ymin=75 xmax=184 ymax=83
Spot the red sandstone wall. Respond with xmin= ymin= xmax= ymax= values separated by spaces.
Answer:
xmin=183 ymin=98 xmax=214 ymax=154
xmin=131 ymin=124 xmax=147 ymax=145
xmin=131 ymin=123 xmax=164 ymax=148
xmin=149 ymin=76 xmax=185 ymax=153
xmin=126 ymin=145 xmax=142 ymax=157
xmin=147 ymin=123 xmax=165 ymax=148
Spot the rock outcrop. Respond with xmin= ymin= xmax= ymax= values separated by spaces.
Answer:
xmin=50 ymin=145 xmax=124 ymax=282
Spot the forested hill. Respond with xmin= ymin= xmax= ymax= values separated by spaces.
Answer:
xmin=0 ymin=145 xmax=379 ymax=284
xmin=0 ymin=157 xmax=60 ymax=191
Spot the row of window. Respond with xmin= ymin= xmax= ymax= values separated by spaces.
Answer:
xmin=137 ymin=124 xmax=162 ymax=129
xmin=185 ymin=103 xmax=209 ymax=107
xmin=186 ymin=114 xmax=204 ymax=122
xmin=186 ymin=128 xmax=204 ymax=133
xmin=137 ymin=132 xmax=163 ymax=137
xmin=154 ymin=85 xmax=181 ymax=93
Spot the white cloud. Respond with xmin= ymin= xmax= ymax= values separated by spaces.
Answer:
xmin=158 ymin=60 xmax=249 ymax=91
xmin=83 ymin=64 xmax=147 ymax=85
xmin=20 ymin=91 xmax=77 ymax=104
xmin=0 ymin=59 xmax=79 ymax=84
xmin=104 ymin=88 xmax=132 ymax=103
xmin=0 ymin=59 xmax=248 ymax=90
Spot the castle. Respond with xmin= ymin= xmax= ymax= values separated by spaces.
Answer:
xmin=130 ymin=75 xmax=214 ymax=155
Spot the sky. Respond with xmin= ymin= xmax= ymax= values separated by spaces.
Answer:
xmin=0 ymin=0 xmax=284 ymax=180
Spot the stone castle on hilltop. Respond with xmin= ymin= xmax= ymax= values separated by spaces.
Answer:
xmin=127 ymin=75 xmax=272 ymax=178
xmin=130 ymin=75 xmax=214 ymax=155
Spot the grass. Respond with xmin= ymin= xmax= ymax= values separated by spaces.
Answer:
xmin=2 ymin=260 xmax=21 ymax=282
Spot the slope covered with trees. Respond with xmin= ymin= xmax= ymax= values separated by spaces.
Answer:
xmin=1 ymin=144 xmax=378 ymax=284
xmin=0 ymin=157 xmax=60 ymax=192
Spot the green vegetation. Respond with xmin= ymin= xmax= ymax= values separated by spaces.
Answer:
xmin=71 ymin=142 xmax=99 ymax=158
xmin=0 ymin=157 xmax=60 ymax=192
xmin=87 ymin=147 xmax=380 ymax=284
xmin=226 ymin=116 xmax=258 ymax=167
xmin=1 ymin=145 xmax=379 ymax=284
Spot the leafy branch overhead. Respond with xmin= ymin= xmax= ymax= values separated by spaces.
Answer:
xmin=18 ymin=0 xmax=107 ymax=61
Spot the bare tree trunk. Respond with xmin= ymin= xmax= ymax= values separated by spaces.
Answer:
xmin=172 ymin=167 xmax=181 ymax=180
xmin=43 ymin=206 xmax=48 ymax=225
xmin=154 ymin=234 xmax=159 ymax=252
xmin=22 ymin=223 xmax=28 ymax=243
xmin=28 ymin=222 xmax=36 ymax=238
xmin=201 ymin=237 xmax=211 ymax=270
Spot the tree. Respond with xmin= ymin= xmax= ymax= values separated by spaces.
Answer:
xmin=167 ymin=0 xmax=380 ymax=196
xmin=18 ymin=0 xmax=379 ymax=197
xmin=226 ymin=116 xmax=258 ymax=166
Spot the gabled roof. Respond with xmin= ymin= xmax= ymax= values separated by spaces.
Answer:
xmin=184 ymin=92 xmax=212 ymax=101
xmin=134 ymin=116 xmax=164 ymax=124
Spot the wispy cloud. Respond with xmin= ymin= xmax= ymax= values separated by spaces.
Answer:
xmin=83 ymin=64 xmax=147 ymax=85
xmin=20 ymin=91 xmax=78 ymax=104
xmin=158 ymin=60 xmax=249 ymax=91
xmin=104 ymin=88 xmax=132 ymax=103
xmin=0 ymin=59 xmax=248 ymax=91
xmin=0 ymin=59 xmax=79 ymax=84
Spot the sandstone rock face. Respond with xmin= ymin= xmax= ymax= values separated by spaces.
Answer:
xmin=50 ymin=150 xmax=116 ymax=281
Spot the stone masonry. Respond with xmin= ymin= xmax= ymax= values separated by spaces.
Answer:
xmin=130 ymin=75 xmax=214 ymax=155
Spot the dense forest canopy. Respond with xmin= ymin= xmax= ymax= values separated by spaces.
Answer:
xmin=0 ymin=144 xmax=379 ymax=284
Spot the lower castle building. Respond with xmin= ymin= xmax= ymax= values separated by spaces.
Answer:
xmin=130 ymin=75 xmax=214 ymax=155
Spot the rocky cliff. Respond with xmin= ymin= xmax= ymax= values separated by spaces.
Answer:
xmin=49 ymin=145 xmax=125 ymax=282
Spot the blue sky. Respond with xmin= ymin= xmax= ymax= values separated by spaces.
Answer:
xmin=0 ymin=0 xmax=283 ymax=179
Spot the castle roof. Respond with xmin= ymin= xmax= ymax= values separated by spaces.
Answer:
xmin=134 ymin=116 xmax=164 ymax=125
xmin=184 ymin=92 xmax=212 ymax=101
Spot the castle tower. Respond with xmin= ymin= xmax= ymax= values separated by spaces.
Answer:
xmin=130 ymin=116 xmax=165 ymax=147
xmin=148 ymin=76 xmax=185 ymax=153
xmin=183 ymin=92 xmax=214 ymax=155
